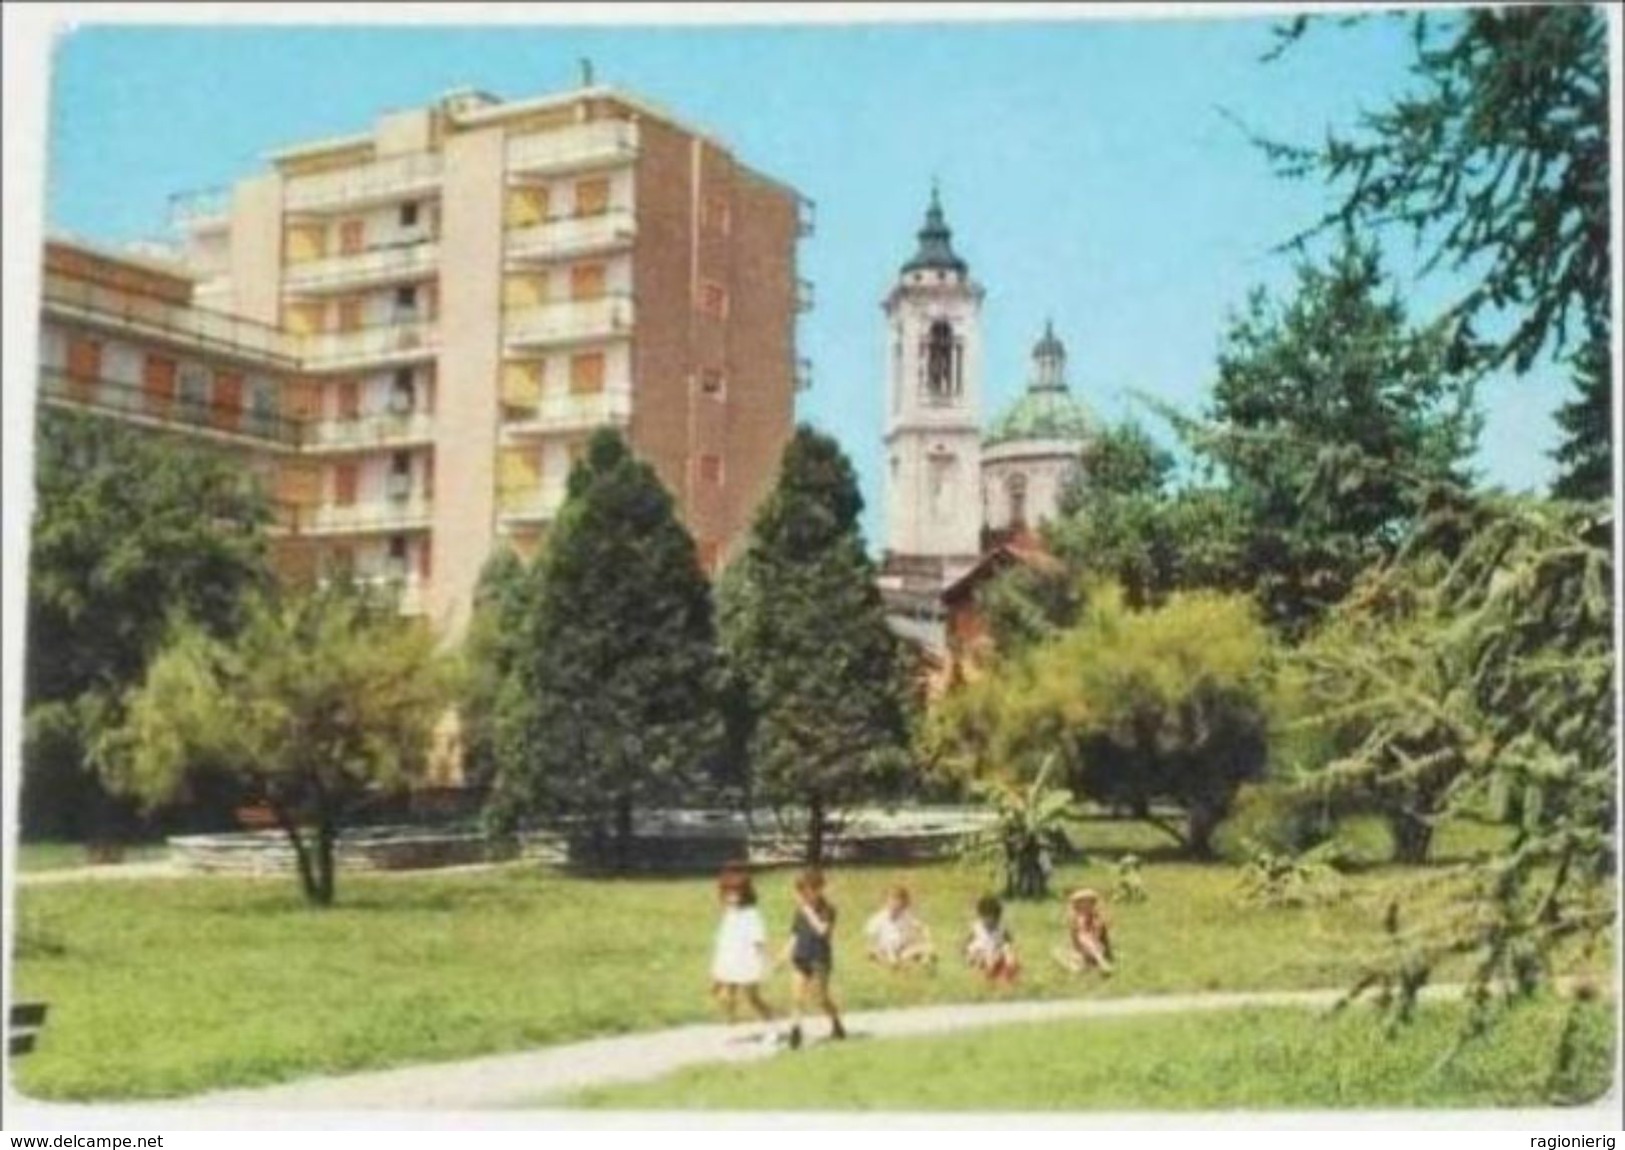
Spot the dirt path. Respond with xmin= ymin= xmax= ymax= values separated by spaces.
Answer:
xmin=95 ymin=983 xmax=1498 ymax=1111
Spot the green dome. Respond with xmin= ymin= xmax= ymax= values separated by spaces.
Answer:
xmin=984 ymin=387 xmax=1095 ymax=447
xmin=984 ymin=320 xmax=1095 ymax=447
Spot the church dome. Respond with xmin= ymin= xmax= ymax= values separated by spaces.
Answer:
xmin=984 ymin=321 xmax=1095 ymax=447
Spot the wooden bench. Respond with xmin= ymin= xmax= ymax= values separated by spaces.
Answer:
xmin=9 ymin=1001 xmax=47 ymax=1057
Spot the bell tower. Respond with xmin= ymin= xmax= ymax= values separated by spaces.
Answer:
xmin=881 ymin=185 xmax=985 ymax=586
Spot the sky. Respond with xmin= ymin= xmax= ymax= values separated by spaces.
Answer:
xmin=42 ymin=13 xmax=1570 ymax=548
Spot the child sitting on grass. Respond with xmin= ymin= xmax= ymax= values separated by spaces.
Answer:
xmin=1053 ymin=887 xmax=1114 ymax=976
xmin=862 ymin=885 xmax=938 ymax=970
xmin=964 ymin=894 xmax=1020 ymax=983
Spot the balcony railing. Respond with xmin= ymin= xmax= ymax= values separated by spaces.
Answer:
xmin=506 ymin=209 xmax=636 ymax=261
xmin=291 ymin=496 xmax=434 ymax=536
xmin=313 ymin=572 xmax=428 ymax=616
xmin=302 ymin=410 xmax=435 ymax=451
xmin=502 ymin=391 xmax=631 ymax=436
xmin=283 ymin=237 xmax=439 ymax=293
xmin=497 ymin=482 xmax=568 ymax=523
xmin=43 ymin=275 xmax=298 ymax=366
xmin=504 ymin=294 xmax=633 ymax=347
xmin=38 ymin=369 xmax=302 ymax=448
xmin=298 ymin=318 xmax=439 ymax=370
xmin=505 ymin=120 xmax=639 ymax=177
xmin=283 ymin=151 xmax=443 ymax=214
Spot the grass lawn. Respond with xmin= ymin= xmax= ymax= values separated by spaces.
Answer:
xmin=10 ymin=819 xmax=1608 ymax=1102
xmin=14 ymin=840 xmax=168 ymax=874
xmin=564 ymin=998 xmax=1616 ymax=1111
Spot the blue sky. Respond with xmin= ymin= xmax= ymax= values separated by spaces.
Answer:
xmin=44 ymin=15 xmax=1567 ymax=548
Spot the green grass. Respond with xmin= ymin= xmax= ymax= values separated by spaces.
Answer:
xmin=565 ymin=998 xmax=1616 ymax=1111
xmin=10 ymin=829 xmax=1609 ymax=1102
xmin=14 ymin=840 xmax=167 ymax=873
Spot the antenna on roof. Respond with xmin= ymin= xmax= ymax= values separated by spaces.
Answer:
xmin=579 ymin=57 xmax=595 ymax=87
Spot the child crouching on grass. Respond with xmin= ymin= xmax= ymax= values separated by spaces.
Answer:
xmin=783 ymin=867 xmax=847 ymax=1050
xmin=709 ymin=865 xmax=775 ymax=1037
xmin=1053 ymin=887 xmax=1114 ymax=976
xmin=964 ymin=894 xmax=1021 ymax=983
xmin=863 ymin=885 xmax=938 ymax=971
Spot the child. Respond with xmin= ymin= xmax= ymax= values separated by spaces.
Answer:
xmin=964 ymin=894 xmax=1021 ymax=983
xmin=863 ymin=885 xmax=937 ymax=970
xmin=1054 ymin=887 xmax=1115 ymax=976
xmin=709 ymin=866 xmax=774 ymax=1033
xmin=783 ymin=867 xmax=847 ymax=1049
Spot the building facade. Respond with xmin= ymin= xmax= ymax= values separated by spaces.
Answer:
xmin=167 ymin=82 xmax=811 ymax=638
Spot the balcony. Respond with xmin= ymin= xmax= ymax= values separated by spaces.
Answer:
xmin=283 ymin=152 xmax=443 ymax=214
xmin=293 ymin=496 xmax=434 ymax=537
xmin=497 ymin=482 xmax=568 ymax=525
xmin=298 ymin=318 xmax=438 ymax=371
xmin=798 ymin=196 xmax=816 ymax=238
xmin=42 ymin=275 xmax=297 ymax=366
xmin=506 ymin=209 xmax=636 ymax=262
xmin=506 ymin=120 xmax=639 ymax=178
xmin=797 ymin=278 xmax=816 ymax=313
xmin=38 ymin=370 xmax=302 ymax=449
xmin=502 ymin=391 xmax=631 ymax=438
xmin=302 ymin=409 xmax=434 ymax=452
xmin=796 ymin=357 xmax=813 ymax=393
xmin=316 ymin=572 xmax=427 ymax=616
xmin=283 ymin=237 xmax=439 ymax=294
xmin=504 ymin=294 xmax=633 ymax=349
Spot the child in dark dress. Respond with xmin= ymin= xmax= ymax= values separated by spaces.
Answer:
xmin=782 ymin=867 xmax=847 ymax=1049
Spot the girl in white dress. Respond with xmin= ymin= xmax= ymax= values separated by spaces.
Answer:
xmin=710 ymin=867 xmax=774 ymax=1028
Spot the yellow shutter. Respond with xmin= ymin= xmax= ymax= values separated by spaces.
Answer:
xmin=505 ymin=186 xmax=550 ymax=228
xmin=503 ymin=273 xmax=547 ymax=310
xmin=283 ymin=303 xmax=325 ymax=335
xmin=286 ymin=225 xmax=328 ymax=265
xmin=569 ymin=352 xmax=605 ymax=395
xmin=501 ymin=361 xmax=544 ymax=408
xmin=499 ymin=447 xmax=540 ymax=506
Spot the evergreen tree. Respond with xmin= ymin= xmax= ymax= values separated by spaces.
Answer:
xmin=719 ymin=427 xmax=911 ymax=863
xmin=1259 ymin=7 xmax=1612 ymax=503
xmin=488 ymin=430 xmax=722 ymax=870
xmin=459 ymin=547 xmax=536 ymax=792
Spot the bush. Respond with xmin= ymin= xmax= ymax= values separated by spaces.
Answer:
xmin=1216 ymin=782 xmax=1336 ymax=861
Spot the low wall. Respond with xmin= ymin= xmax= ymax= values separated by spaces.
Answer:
xmin=167 ymin=808 xmax=992 ymax=877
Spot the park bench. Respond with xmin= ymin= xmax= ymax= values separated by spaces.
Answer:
xmin=9 ymin=1001 xmax=48 ymax=1057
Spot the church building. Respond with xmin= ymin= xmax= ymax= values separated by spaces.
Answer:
xmin=878 ymin=188 xmax=1095 ymax=634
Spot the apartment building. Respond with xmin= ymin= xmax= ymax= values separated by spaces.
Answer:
xmin=169 ymin=82 xmax=812 ymax=638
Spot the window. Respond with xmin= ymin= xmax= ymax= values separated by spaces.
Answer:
xmin=339 ymin=219 xmax=365 ymax=255
xmin=570 ymin=263 xmax=607 ymax=302
xmin=1007 ymin=472 xmax=1028 ymax=531
xmin=336 ymin=379 xmax=361 ymax=421
xmin=570 ymin=352 xmax=606 ymax=396
xmin=574 ymin=177 xmax=610 ymax=218
xmin=388 ymin=535 xmax=410 ymax=576
xmin=388 ymin=451 xmax=413 ymax=500
xmin=394 ymin=285 xmax=418 ymax=314
xmin=699 ymin=368 xmax=725 ymax=398
xmin=66 ymin=336 xmax=102 ymax=381
xmin=213 ymin=371 xmax=243 ymax=431
xmin=333 ymin=462 xmax=358 ymax=507
xmin=337 ymin=299 xmax=363 ymax=332
xmin=177 ymin=363 xmax=210 ymax=421
xmin=391 ymin=451 xmax=412 ymax=477
xmin=698 ymin=454 xmax=723 ymax=485
xmin=142 ymin=354 xmax=176 ymax=417
xmin=390 ymin=368 xmax=416 ymax=414
xmin=399 ymin=202 xmax=420 ymax=230
xmin=699 ymin=281 xmax=728 ymax=320
xmin=923 ymin=320 xmax=957 ymax=401
xmin=326 ymin=544 xmax=355 ymax=579
xmin=418 ymin=537 xmax=433 ymax=580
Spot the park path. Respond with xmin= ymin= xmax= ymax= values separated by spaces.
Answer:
xmin=135 ymin=983 xmax=1486 ymax=1111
